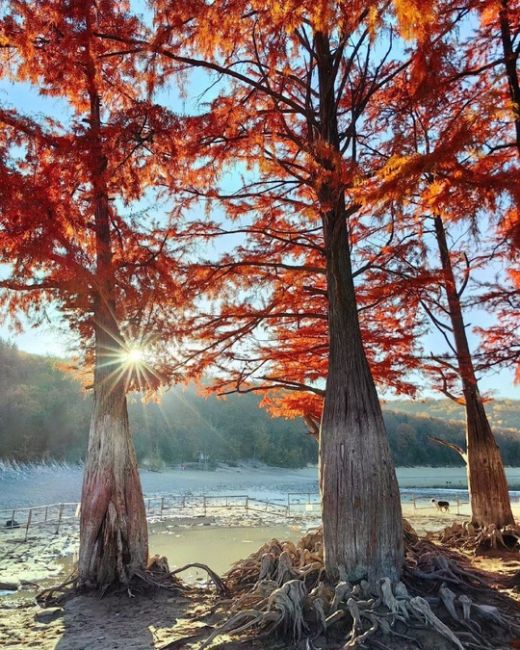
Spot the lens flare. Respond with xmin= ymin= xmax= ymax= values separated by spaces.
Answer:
xmin=124 ymin=347 xmax=145 ymax=365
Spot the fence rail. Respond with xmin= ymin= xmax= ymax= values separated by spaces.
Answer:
xmin=0 ymin=493 xmax=298 ymax=540
xmin=3 ymin=490 xmax=513 ymax=540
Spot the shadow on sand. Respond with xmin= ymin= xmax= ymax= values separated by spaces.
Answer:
xmin=52 ymin=589 xmax=191 ymax=649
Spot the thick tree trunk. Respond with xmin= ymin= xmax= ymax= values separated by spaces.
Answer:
xmin=314 ymin=31 xmax=403 ymax=585
xmin=319 ymin=200 xmax=403 ymax=585
xmin=433 ymin=216 xmax=514 ymax=528
xmin=465 ymin=390 xmax=514 ymax=527
xmin=78 ymin=19 xmax=148 ymax=587
xmin=78 ymin=298 xmax=148 ymax=589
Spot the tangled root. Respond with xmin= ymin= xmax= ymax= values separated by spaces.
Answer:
xmin=439 ymin=522 xmax=520 ymax=552
xmin=36 ymin=573 xmax=79 ymax=607
xmin=167 ymin=524 xmax=520 ymax=649
xmin=37 ymin=555 xmax=190 ymax=606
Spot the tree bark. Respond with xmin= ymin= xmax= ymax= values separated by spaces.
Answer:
xmin=78 ymin=304 xmax=148 ymax=589
xmin=498 ymin=0 xmax=520 ymax=155
xmin=315 ymin=32 xmax=403 ymax=585
xmin=433 ymin=215 xmax=514 ymax=528
xmin=78 ymin=9 xmax=148 ymax=588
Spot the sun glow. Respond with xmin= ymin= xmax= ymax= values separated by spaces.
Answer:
xmin=97 ymin=333 xmax=163 ymax=394
xmin=123 ymin=346 xmax=145 ymax=365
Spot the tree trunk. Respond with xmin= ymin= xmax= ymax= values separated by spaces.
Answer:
xmin=314 ymin=30 xmax=403 ymax=585
xmin=433 ymin=215 xmax=514 ymax=528
xmin=78 ymin=13 xmax=148 ymax=587
xmin=78 ymin=306 xmax=148 ymax=589
xmin=319 ymin=198 xmax=403 ymax=585
xmin=498 ymin=0 xmax=520 ymax=155
xmin=465 ymin=391 xmax=514 ymax=528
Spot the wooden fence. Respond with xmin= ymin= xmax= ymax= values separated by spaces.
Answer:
xmin=0 ymin=502 xmax=79 ymax=541
xmin=5 ymin=490 xmax=516 ymax=540
xmin=285 ymin=492 xmax=479 ymax=517
xmin=0 ymin=493 xmax=297 ymax=540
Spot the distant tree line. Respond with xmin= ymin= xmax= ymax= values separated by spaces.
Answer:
xmin=1 ymin=341 xmax=519 ymax=468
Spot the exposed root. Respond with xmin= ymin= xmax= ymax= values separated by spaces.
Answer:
xmin=164 ymin=523 xmax=520 ymax=649
xmin=36 ymin=573 xmax=79 ymax=607
xmin=36 ymin=554 xmax=227 ymax=607
xmin=439 ymin=522 xmax=520 ymax=552
xmin=168 ymin=562 xmax=229 ymax=595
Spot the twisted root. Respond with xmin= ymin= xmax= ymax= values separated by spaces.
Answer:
xmin=439 ymin=522 xmax=520 ymax=552
xmin=163 ymin=524 xmax=520 ymax=649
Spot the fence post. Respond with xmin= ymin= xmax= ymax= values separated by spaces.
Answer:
xmin=55 ymin=504 xmax=64 ymax=535
xmin=160 ymin=497 xmax=165 ymax=517
xmin=182 ymin=495 xmax=186 ymax=509
xmin=44 ymin=506 xmax=48 ymax=522
xmin=245 ymin=496 xmax=249 ymax=511
xmin=24 ymin=508 xmax=32 ymax=542
xmin=11 ymin=509 xmax=15 ymax=525
xmin=412 ymin=495 xmax=416 ymax=511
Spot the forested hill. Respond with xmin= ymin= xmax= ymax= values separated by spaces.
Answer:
xmin=1 ymin=341 xmax=519 ymax=467
xmin=385 ymin=398 xmax=520 ymax=433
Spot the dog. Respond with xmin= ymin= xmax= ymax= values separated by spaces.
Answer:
xmin=5 ymin=519 xmax=20 ymax=529
xmin=431 ymin=498 xmax=450 ymax=512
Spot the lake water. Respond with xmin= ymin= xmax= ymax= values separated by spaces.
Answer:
xmin=148 ymin=523 xmax=302 ymax=582
xmin=2 ymin=462 xmax=520 ymax=510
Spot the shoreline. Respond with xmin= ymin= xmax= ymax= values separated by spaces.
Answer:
xmin=2 ymin=462 xmax=520 ymax=603
xmin=3 ymin=497 xmax=520 ymax=588
xmin=3 ymin=463 xmax=520 ymax=512
xmin=2 ymin=504 xmax=520 ymax=650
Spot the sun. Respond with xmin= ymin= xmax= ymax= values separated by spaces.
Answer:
xmin=121 ymin=346 xmax=145 ymax=366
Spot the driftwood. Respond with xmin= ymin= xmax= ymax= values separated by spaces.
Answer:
xmin=36 ymin=575 xmax=79 ymax=606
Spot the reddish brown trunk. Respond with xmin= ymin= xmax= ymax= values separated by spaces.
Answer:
xmin=316 ymin=32 xmax=403 ymax=585
xmin=78 ymin=12 xmax=148 ymax=588
xmin=465 ymin=391 xmax=514 ymax=528
xmin=78 ymin=306 xmax=148 ymax=589
xmin=320 ymin=198 xmax=403 ymax=584
xmin=433 ymin=216 xmax=514 ymax=528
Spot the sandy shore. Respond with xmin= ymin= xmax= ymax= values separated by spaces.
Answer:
xmin=0 ymin=589 xmax=202 ymax=650
xmin=1 ymin=504 xmax=520 ymax=649
xmin=4 ymin=497 xmax=519 ymax=586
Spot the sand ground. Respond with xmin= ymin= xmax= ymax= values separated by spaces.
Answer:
xmin=1 ymin=504 xmax=520 ymax=649
xmin=2 ymin=463 xmax=520 ymax=650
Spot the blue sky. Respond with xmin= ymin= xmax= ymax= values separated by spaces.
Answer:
xmin=0 ymin=36 xmax=518 ymax=401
